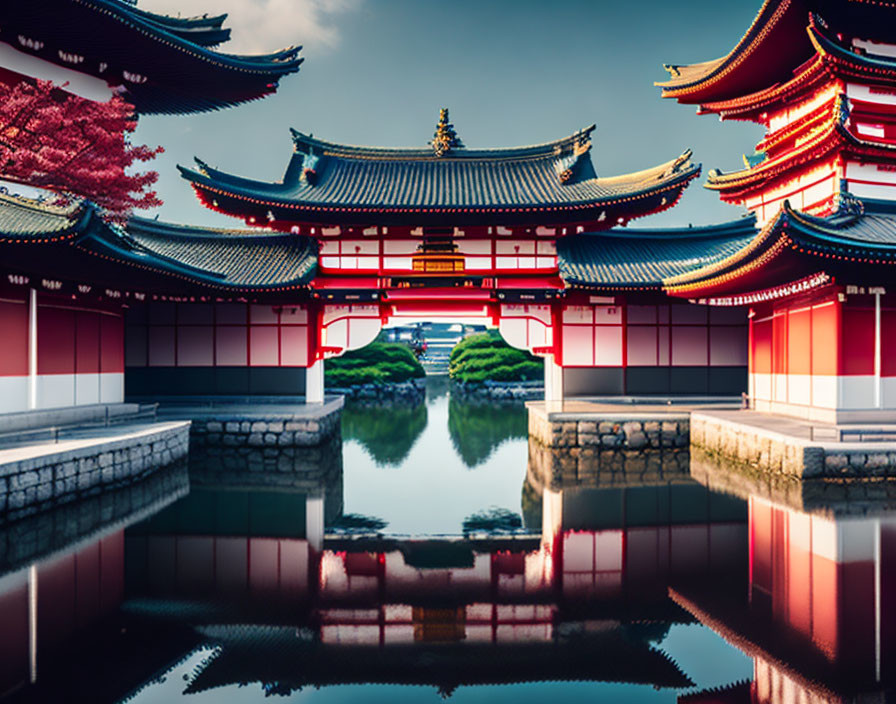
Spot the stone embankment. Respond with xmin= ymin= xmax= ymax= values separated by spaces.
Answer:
xmin=691 ymin=412 xmax=896 ymax=479
xmin=0 ymin=421 xmax=190 ymax=520
xmin=451 ymin=380 xmax=543 ymax=401
xmin=528 ymin=407 xmax=689 ymax=451
xmin=328 ymin=379 xmax=425 ymax=403
xmin=527 ymin=437 xmax=690 ymax=491
xmin=188 ymin=398 xmax=343 ymax=450
xmin=0 ymin=463 xmax=189 ymax=573
xmin=191 ymin=435 xmax=342 ymax=481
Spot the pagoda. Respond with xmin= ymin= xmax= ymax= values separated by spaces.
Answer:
xmin=658 ymin=0 xmax=896 ymax=422
xmin=0 ymin=0 xmax=302 ymax=113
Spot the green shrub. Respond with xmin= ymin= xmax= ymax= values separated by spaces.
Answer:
xmin=325 ymin=342 xmax=425 ymax=387
xmin=449 ymin=332 xmax=543 ymax=383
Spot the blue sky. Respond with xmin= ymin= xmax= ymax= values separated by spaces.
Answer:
xmin=135 ymin=0 xmax=767 ymax=229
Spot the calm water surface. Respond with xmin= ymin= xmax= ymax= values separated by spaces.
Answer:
xmin=0 ymin=377 xmax=892 ymax=703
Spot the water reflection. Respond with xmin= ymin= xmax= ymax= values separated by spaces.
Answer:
xmin=679 ymin=451 xmax=896 ymax=703
xmin=105 ymin=441 xmax=750 ymax=700
xmin=341 ymin=380 xmax=528 ymax=471
xmin=0 ymin=464 xmax=188 ymax=700
xmin=341 ymin=382 xmax=530 ymax=535
xmin=342 ymin=400 xmax=427 ymax=466
xmin=448 ymin=397 xmax=528 ymax=468
xmin=2 ymin=394 xmax=895 ymax=702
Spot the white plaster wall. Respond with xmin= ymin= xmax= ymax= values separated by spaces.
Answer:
xmin=75 ymin=373 xmax=101 ymax=405
xmin=811 ymin=376 xmax=838 ymax=409
xmin=881 ymin=377 xmax=896 ymax=408
xmin=100 ymin=373 xmax=124 ymax=403
xmin=37 ymin=374 xmax=75 ymax=409
xmin=0 ymin=377 xmax=28 ymax=413
xmin=787 ymin=374 xmax=811 ymax=407
xmin=838 ymin=376 xmax=876 ymax=409
xmin=773 ymin=373 xmax=788 ymax=403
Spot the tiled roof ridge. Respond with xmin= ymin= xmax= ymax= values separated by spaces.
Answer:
xmin=127 ymin=215 xmax=291 ymax=239
xmin=289 ymin=125 xmax=597 ymax=162
xmin=0 ymin=190 xmax=85 ymax=219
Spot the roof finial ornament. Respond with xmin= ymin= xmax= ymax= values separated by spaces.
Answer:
xmin=431 ymin=107 xmax=462 ymax=157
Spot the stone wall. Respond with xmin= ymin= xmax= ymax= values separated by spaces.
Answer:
xmin=691 ymin=412 xmax=896 ymax=478
xmin=451 ymin=380 xmax=544 ymax=402
xmin=189 ymin=436 xmax=342 ymax=486
xmin=0 ymin=463 xmax=188 ymax=573
xmin=528 ymin=407 xmax=690 ymax=451
xmin=190 ymin=405 xmax=341 ymax=450
xmin=329 ymin=379 xmax=425 ymax=403
xmin=688 ymin=447 xmax=896 ymax=516
xmin=0 ymin=421 xmax=190 ymax=521
xmin=527 ymin=437 xmax=690 ymax=493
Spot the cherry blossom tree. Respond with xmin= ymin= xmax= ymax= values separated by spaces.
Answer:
xmin=0 ymin=79 xmax=163 ymax=222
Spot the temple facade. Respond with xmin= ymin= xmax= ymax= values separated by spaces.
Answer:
xmin=14 ymin=0 xmax=896 ymax=415
xmin=0 ymin=105 xmax=759 ymax=410
xmin=658 ymin=0 xmax=896 ymax=422
xmin=157 ymin=109 xmax=751 ymax=402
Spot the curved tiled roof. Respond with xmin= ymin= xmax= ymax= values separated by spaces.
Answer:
xmin=180 ymin=126 xmax=700 ymax=227
xmin=659 ymin=197 xmax=896 ymax=299
xmin=783 ymin=198 xmax=896 ymax=247
xmin=0 ymin=0 xmax=303 ymax=114
xmin=658 ymin=1 xmax=896 ymax=105
xmin=657 ymin=0 xmax=814 ymax=102
xmin=0 ymin=192 xmax=93 ymax=241
xmin=0 ymin=194 xmax=317 ymax=291
xmin=557 ymin=217 xmax=757 ymax=288
xmin=87 ymin=216 xmax=318 ymax=289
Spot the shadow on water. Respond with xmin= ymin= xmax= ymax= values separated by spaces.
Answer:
xmin=447 ymin=396 xmax=528 ymax=468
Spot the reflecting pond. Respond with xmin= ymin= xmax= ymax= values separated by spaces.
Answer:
xmin=0 ymin=377 xmax=893 ymax=703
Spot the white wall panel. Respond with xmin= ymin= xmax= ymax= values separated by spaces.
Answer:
xmin=594 ymin=326 xmax=623 ymax=366
xmin=100 ymin=373 xmax=124 ymax=403
xmin=561 ymin=326 xmax=593 ymax=366
xmin=75 ymin=372 xmax=100 ymax=405
xmin=37 ymin=374 xmax=75 ymax=409
xmin=176 ymin=327 xmax=214 ymax=367
xmin=881 ymin=377 xmax=896 ymax=408
xmin=279 ymin=326 xmax=309 ymax=366
xmin=215 ymin=327 xmax=247 ymax=366
xmin=839 ymin=376 xmax=876 ymax=409
xmin=811 ymin=376 xmax=838 ymax=409
xmin=0 ymin=377 xmax=28 ymax=413
xmin=773 ymin=373 xmax=788 ymax=403
xmin=709 ymin=326 xmax=748 ymax=366
xmin=787 ymin=374 xmax=811 ymax=406
xmin=751 ymin=372 xmax=772 ymax=402
xmin=383 ymin=256 xmax=412 ymax=270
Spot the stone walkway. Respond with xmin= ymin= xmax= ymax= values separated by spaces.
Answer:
xmin=532 ymin=397 xmax=742 ymax=418
xmin=696 ymin=408 xmax=896 ymax=441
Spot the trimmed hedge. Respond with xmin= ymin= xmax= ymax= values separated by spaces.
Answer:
xmin=325 ymin=342 xmax=425 ymax=387
xmin=449 ymin=331 xmax=543 ymax=383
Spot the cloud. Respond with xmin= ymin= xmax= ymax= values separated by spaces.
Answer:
xmin=138 ymin=0 xmax=361 ymax=54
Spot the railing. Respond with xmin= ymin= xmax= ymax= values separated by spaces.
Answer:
xmin=809 ymin=426 xmax=896 ymax=442
xmin=0 ymin=403 xmax=159 ymax=449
